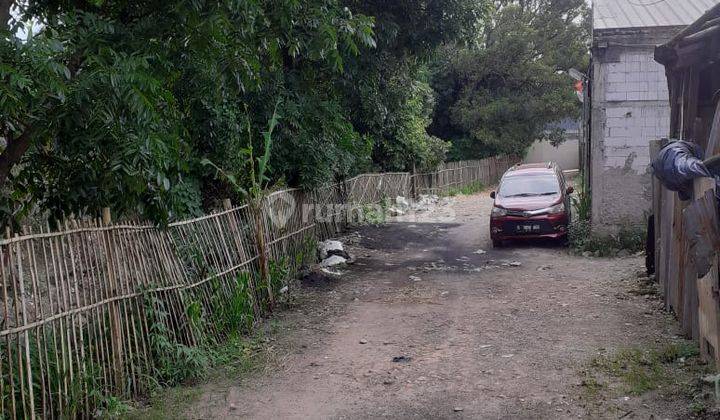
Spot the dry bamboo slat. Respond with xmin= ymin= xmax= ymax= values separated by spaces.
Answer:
xmin=0 ymin=157 xmax=517 ymax=418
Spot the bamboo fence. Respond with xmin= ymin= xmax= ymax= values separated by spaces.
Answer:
xmin=0 ymin=156 xmax=516 ymax=419
xmin=411 ymin=156 xmax=515 ymax=196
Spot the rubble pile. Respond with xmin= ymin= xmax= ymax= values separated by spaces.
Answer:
xmin=387 ymin=194 xmax=452 ymax=217
xmin=317 ymin=240 xmax=351 ymax=267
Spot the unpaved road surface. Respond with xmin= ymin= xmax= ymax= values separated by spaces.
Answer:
xmin=180 ymin=192 xmax=691 ymax=419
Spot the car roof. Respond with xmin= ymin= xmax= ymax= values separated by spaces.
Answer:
xmin=505 ymin=162 xmax=558 ymax=176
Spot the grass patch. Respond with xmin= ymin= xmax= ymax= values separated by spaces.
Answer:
xmin=627 ymin=276 xmax=659 ymax=297
xmin=124 ymin=330 xmax=277 ymax=419
xmin=589 ymin=342 xmax=699 ymax=395
xmin=567 ymin=177 xmax=645 ymax=257
xmin=579 ymin=375 xmax=607 ymax=401
xmin=579 ymin=341 xmax=718 ymax=418
xmin=569 ymin=220 xmax=646 ymax=257
xmin=448 ymin=181 xmax=485 ymax=197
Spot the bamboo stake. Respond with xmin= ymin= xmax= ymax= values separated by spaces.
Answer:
xmin=1 ymin=228 xmax=17 ymax=418
xmin=118 ymin=221 xmax=152 ymax=392
xmin=72 ymin=219 xmax=106 ymax=405
xmin=101 ymin=209 xmax=124 ymax=394
xmin=108 ymin=226 xmax=137 ymax=395
xmin=46 ymin=222 xmax=72 ymax=412
xmin=53 ymin=221 xmax=80 ymax=416
xmin=8 ymin=233 xmax=29 ymax=418
xmin=63 ymin=220 xmax=90 ymax=413
xmin=194 ymin=219 xmax=229 ymax=298
xmin=86 ymin=219 xmax=113 ymax=395
xmin=124 ymin=221 xmax=161 ymax=357
xmin=25 ymin=226 xmax=47 ymax=418
xmin=0 ymin=239 xmax=5 ymax=420
xmin=164 ymin=225 xmax=212 ymax=340
xmin=148 ymin=225 xmax=192 ymax=345
xmin=38 ymin=224 xmax=62 ymax=417
xmin=142 ymin=224 xmax=192 ymax=346
xmin=150 ymin=225 xmax=194 ymax=345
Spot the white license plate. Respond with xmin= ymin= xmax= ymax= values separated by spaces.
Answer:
xmin=516 ymin=224 xmax=540 ymax=233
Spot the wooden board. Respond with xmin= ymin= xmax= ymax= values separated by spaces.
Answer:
xmin=649 ymin=139 xmax=667 ymax=282
xmin=664 ymin=192 xmax=682 ymax=314
xmin=659 ymin=187 xmax=675 ymax=309
xmin=693 ymin=179 xmax=720 ymax=363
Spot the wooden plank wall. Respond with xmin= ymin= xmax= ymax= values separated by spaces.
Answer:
xmin=653 ymin=150 xmax=717 ymax=360
xmin=693 ymin=179 xmax=718 ymax=362
xmin=651 ymin=70 xmax=720 ymax=365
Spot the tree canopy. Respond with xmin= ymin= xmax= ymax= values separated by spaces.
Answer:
xmin=0 ymin=0 xmax=589 ymax=226
xmin=429 ymin=0 xmax=590 ymax=159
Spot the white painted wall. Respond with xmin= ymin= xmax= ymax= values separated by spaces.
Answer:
xmin=524 ymin=138 xmax=579 ymax=170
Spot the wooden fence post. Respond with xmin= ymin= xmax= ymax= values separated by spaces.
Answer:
xmin=223 ymin=199 xmax=260 ymax=317
xmin=412 ymin=163 xmax=417 ymax=199
xmin=101 ymin=208 xmax=124 ymax=393
xmin=694 ymin=178 xmax=720 ymax=363
xmin=649 ymin=139 xmax=666 ymax=284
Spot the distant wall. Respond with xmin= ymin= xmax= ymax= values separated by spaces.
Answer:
xmin=523 ymin=136 xmax=579 ymax=170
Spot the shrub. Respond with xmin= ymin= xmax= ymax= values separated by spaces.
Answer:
xmin=448 ymin=181 xmax=485 ymax=197
xmin=569 ymin=221 xmax=646 ymax=257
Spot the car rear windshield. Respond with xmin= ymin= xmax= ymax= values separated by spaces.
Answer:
xmin=498 ymin=174 xmax=560 ymax=198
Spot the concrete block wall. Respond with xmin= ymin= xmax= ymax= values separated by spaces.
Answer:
xmin=603 ymin=52 xmax=668 ymax=102
xmin=590 ymin=47 xmax=670 ymax=233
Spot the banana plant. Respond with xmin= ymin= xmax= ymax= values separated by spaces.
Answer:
xmin=202 ymin=100 xmax=281 ymax=312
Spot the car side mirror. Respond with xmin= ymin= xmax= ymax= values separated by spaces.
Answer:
xmin=490 ymin=191 xmax=496 ymax=199
xmin=566 ymin=186 xmax=575 ymax=194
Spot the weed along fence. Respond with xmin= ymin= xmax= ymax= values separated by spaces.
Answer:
xmin=0 ymin=156 xmax=515 ymax=418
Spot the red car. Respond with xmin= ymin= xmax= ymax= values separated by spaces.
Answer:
xmin=489 ymin=162 xmax=573 ymax=247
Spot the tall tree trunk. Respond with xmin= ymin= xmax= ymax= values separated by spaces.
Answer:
xmin=0 ymin=0 xmax=15 ymax=30
xmin=0 ymin=129 xmax=32 ymax=187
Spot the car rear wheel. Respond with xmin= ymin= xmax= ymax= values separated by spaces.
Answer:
xmin=492 ymin=239 xmax=503 ymax=248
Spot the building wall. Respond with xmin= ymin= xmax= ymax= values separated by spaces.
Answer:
xmin=590 ymin=28 xmax=677 ymax=234
xmin=524 ymin=136 xmax=580 ymax=170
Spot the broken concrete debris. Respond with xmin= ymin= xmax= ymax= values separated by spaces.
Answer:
xmin=321 ymin=255 xmax=348 ymax=268
xmin=395 ymin=196 xmax=410 ymax=210
xmin=318 ymin=240 xmax=345 ymax=260
xmin=318 ymin=240 xmax=351 ymax=268
xmin=387 ymin=194 xmax=450 ymax=216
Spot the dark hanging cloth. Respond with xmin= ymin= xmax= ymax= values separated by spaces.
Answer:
xmin=651 ymin=140 xmax=713 ymax=201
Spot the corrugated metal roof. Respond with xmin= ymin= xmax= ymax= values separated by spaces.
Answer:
xmin=594 ymin=0 xmax=720 ymax=30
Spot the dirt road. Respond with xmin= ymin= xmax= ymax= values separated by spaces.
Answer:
xmin=176 ymin=192 xmax=701 ymax=419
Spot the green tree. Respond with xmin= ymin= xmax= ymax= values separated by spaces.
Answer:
xmin=0 ymin=0 xmax=490 ymax=227
xmin=430 ymin=0 xmax=590 ymax=158
xmin=340 ymin=0 xmax=488 ymax=171
xmin=0 ymin=0 xmax=375 ymax=225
